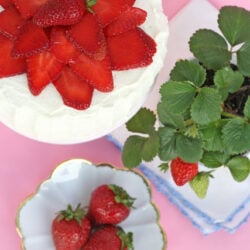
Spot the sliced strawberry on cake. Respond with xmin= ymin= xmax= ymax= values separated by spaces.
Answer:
xmin=0 ymin=5 xmax=25 ymax=40
xmin=26 ymin=50 xmax=64 ymax=95
xmin=33 ymin=0 xmax=85 ymax=27
xmin=12 ymin=0 xmax=48 ymax=19
xmin=104 ymin=7 xmax=147 ymax=36
xmin=53 ymin=66 xmax=94 ymax=110
xmin=12 ymin=20 xmax=49 ymax=57
xmin=70 ymin=53 xmax=113 ymax=92
xmin=50 ymin=26 xmax=81 ymax=63
xmin=107 ymin=27 xmax=156 ymax=70
xmin=91 ymin=0 xmax=129 ymax=26
xmin=0 ymin=34 xmax=26 ymax=77
xmin=0 ymin=0 xmax=13 ymax=9
xmin=67 ymin=12 xmax=106 ymax=60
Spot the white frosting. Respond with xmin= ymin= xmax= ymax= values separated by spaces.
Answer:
xmin=0 ymin=0 xmax=169 ymax=144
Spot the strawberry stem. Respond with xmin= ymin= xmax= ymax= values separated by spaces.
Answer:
xmin=108 ymin=184 xmax=136 ymax=208
xmin=57 ymin=203 xmax=87 ymax=225
xmin=85 ymin=0 xmax=97 ymax=13
xmin=117 ymin=229 xmax=134 ymax=250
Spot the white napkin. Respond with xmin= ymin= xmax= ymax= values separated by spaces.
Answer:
xmin=108 ymin=0 xmax=250 ymax=234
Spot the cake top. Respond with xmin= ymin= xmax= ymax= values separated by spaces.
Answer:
xmin=0 ymin=0 xmax=169 ymax=143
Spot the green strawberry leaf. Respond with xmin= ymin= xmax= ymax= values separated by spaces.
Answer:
xmin=157 ymin=101 xmax=185 ymax=128
xmin=191 ymin=87 xmax=222 ymax=125
xmin=126 ymin=108 xmax=156 ymax=134
xmin=170 ymin=60 xmax=206 ymax=87
xmin=227 ymin=156 xmax=250 ymax=182
xmin=199 ymin=122 xmax=224 ymax=152
xmin=158 ymin=162 xmax=169 ymax=173
xmin=141 ymin=133 xmax=160 ymax=162
xmin=214 ymin=67 xmax=244 ymax=100
xmin=201 ymin=151 xmax=230 ymax=168
xmin=176 ymin=134 xmax=203 ymax=162
xmin=158 ymin=127 xmax=178 ymax=161
xmin=218 ymin=6 xmax=250 ymax=46
xmin=159 ymin=81 xmax=196 ymax=114
xmin=189 ymin=172 xmax=211 ymax=199
xmin=222 ymin=118 xmax=250 ymax=154
xmin=189 ymin=29 xmax=231 ymax=70
xmin=184 ymin=124 xmax=199 ymax=139
xmin=122 ymin=135 xmax=147 ymax=168
xmin=244 ymin=97 xmax=250 ymax=120
xmin=237 ymin=41 xmax=250 ymax=77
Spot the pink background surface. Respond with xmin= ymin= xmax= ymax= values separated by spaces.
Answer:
xmin=1 ymin=0 xmax=250 ymax=249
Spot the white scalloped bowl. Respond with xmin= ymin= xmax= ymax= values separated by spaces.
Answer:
xmin=16 ymin=159 xmax=166 ymax=250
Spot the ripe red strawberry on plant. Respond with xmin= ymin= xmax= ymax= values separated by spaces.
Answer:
xmin=0 ymin=5 xmax=25 ymax=40
xmin=170 ymin=157 xmax=198 ymax=186
xmin=83 ymin=225 xmax=134 ymax=250
xmin=12 ymin=0 xmax=48 ymax=19
xmin=52 ymin=204 xmax=91 ymax=250
xmin=53 ymin=66 xmax=94 ymax=110
xmin=89 ymin=184 xmax=135 ymax=225
xmin=0 ymin=34 xmax=26 ymax=77
xmin=33 ymin=0 xmax=85 ymax=27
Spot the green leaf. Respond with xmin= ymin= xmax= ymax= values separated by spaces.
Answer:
xmin=160 ymin=81 xmax=196 ymax=114
xmin=170 ymin=60 xmax=206 ymax=87
xmin=237 ymin=41 xmax=250 ymax=77
xmin=244 ymin=97 xmax=250 ymax=120
xmin=191 ymin=87 xmax=222 ymax=125
xmin=189 ymin=172 xmax=211 ymax=199
xmin=157 ymin=101 xmax=185 ymax=128
xmin=122 ymin=135 xmax=147 ymax=168
xmin=184 ymin=124 xmax=199 ymax=138
xmin=227 ymin=156 xmax=250 ymax=182
xmin=158 ymin=162 xmax=169 ymax=173
xmin=218 ymin=6 xmax=250 ymax=46
xmin=201 ymin=151 xmax=230 ymax=168
xmin=126 ymin=108 xmax=156 ymax=134
xmin=176 ymin=134 xmax=203 ymax=162
xmin=214 ymin=67 xmax=244 ymax=100
xmin=141 ymin=133 xmax=160 ymax=162
xmin=189 ymin=29 xmax=231 ymax=70
xmin=158 ymin=127 xmax=178 ymax=161
xmin=199 ymin=122 xmax=224 ymax=152
xmin=222 ymin=118 xmax=250 ymax=154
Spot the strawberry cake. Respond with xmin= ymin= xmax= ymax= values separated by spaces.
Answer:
xmin=0 ymin=0 xmax=168 ymax=144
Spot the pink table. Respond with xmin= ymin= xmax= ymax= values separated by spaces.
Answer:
xmin=1 ymin=1 xmax=250 ymax=249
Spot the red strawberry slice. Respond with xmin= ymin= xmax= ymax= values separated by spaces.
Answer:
xmin=67 ymin=12 xmax=106 ymax=60
xmin=26 ymin=50 xmax=64 ymax=95
xmin=12 ymin=0 xmax=48 ymax=19
xmin=0 ymin=0 xmax=12 ymax=8
xmin=91 ymin=0 xmax=129 ymax=26
xmin=0 ymin=34 xmax=26 ymax=77
xmin=12 ymin=20 xmax=49 ymax=58
xmin=170 ymin=157 xmax=198 ymax=186
xmin=53 ymin=66 xmax=94 ymax=110
xmin=107 ymin=27 xmax=156 ymax=70
xmin=50 ymin=26 xmax=81 ymax=63
xmin=70 ymin=53 xmax=113 ymax=92
xmin=33 ymin=0 xmax=85 ymax=27
xmin=0 ymin=6 xmax=25 ymax=40
xmin=104 ymin=7 xmax=147 ymax=36
xmin=126 ymin=0 xmax=135 ymax=6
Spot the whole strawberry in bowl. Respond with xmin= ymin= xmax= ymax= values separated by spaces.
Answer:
xmin=16 ymin=158 xmax=166 ymax=250
xmin=0 ymin=0 xmax=169 ymax=144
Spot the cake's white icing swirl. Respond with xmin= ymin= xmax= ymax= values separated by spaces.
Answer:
xmin=0 ymin=0 xmax=169 ymax=144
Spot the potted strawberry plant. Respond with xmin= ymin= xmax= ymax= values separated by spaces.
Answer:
xmin=122 ymin=6 xmax=250 ymax=198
